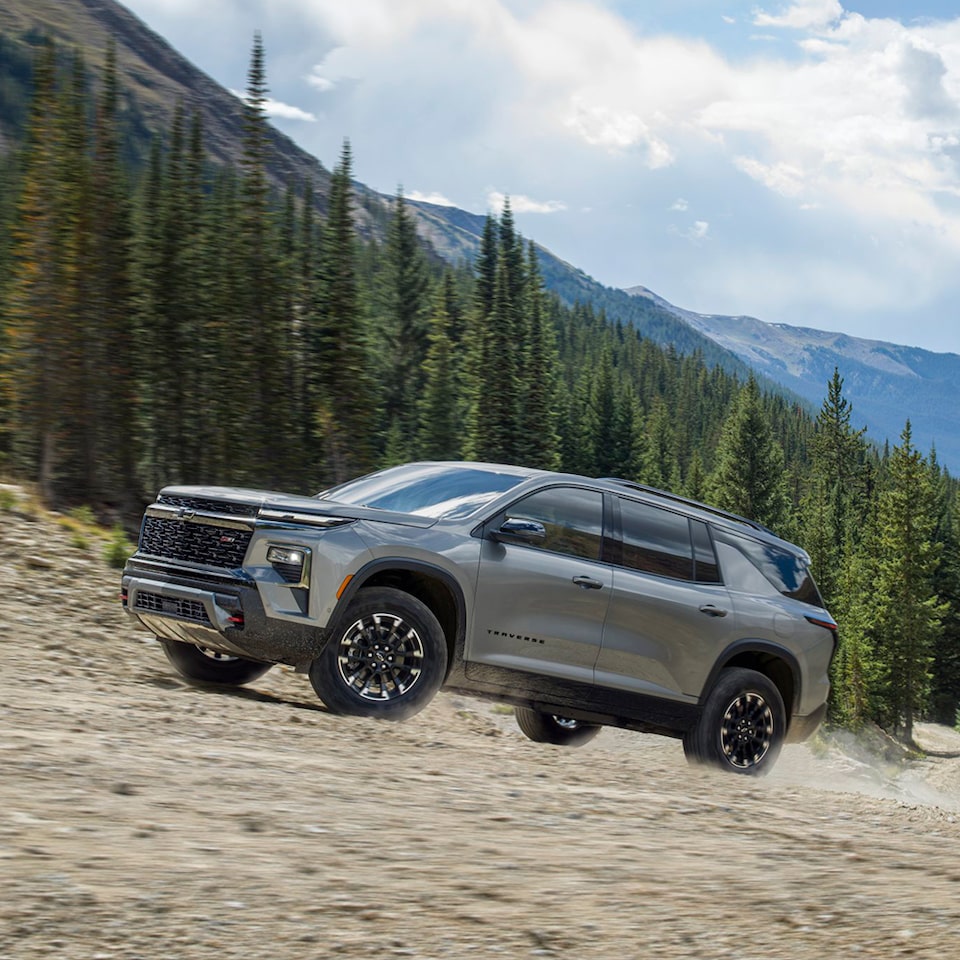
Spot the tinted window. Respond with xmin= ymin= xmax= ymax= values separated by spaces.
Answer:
xmin=720 ymin=531 xmax=823 ymax=606
xmin=691 ymin=520 xmax=722 ymax=583
xmin=318 ymin=464 xmax=529 ymax=519
xmin=505 ymin=487 xmax=604 ymax=560
xmin=619 ymin=499 xmax=693 ymax=581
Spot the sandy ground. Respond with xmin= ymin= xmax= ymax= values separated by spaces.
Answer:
xmin=2 ymin=492 xmax=960 ymax=959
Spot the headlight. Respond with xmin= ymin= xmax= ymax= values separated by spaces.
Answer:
xmin=266 ymin=545 xmax=310 ymax=585
xmin=266 ymin=546 xmax=306 ymax=567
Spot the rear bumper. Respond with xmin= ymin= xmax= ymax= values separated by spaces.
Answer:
xmin=121 ymin=559 xmax=326 ymax=666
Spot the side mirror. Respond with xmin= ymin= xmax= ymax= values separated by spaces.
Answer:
xmin=491 ymin=517 xmax=547 ymax=546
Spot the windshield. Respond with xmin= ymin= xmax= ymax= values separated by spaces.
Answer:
xmin=317 ymin=463 xmax=531 ymax=519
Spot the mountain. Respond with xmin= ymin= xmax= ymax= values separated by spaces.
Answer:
xmin=626 ymin=285 xmax=960 ymax=468
xmin=0 ymin=0 xmax=340 ymax=214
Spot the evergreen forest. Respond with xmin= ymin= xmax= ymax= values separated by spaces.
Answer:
xmin=1 ymin=36 xmax=959 ymax=742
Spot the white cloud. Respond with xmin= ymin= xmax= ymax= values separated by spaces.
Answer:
xmin=306 ymin=73 xmax=335 ymax=92
xmin=734 ymin=156 xmax=805 ymax=197
xmin=671 ymin=198 xmax=689 ymax=211
xmin=487 ymin=191 xmax=567 ymax=215
xmin=264 ymin=98 xmax=317 ymax=122
xmin=407 ymin=190 xmax=456 ymax=206
xmin=752 ymin=0 xmax=843 ymax=30
xmin=229 ymin=88 xmax=316 ymax=121
xmin=671 ymin=220 xmax=710 ymax=242
xmin=690 ymin=220 xmax=710 ymax=241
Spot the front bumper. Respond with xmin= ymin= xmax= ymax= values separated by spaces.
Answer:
xmin=121 ymin=560 xmax=327 ymax=666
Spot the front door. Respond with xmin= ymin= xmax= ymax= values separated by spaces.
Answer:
xmin=467 ymin=486 xmax=610 ymax=684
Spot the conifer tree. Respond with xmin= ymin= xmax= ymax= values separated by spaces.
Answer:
xmin=237 ymin=32 xmax=287 ymax=483
xmin=708 ymin=374 xmax=790 ymax=530
xmin=515 ymin=243 xmax=560 ymax=470
xmin=87 ymin=38 xmax=137 ymax=506
xmin=416 ymin=276 xmax=461 ymax=460
xmin=314 ymin=140 xmax=376 ymax=483
xmin=377 ymin=189 xmax=430 ymax=456
xmin=872 ymin=421 xmax=946 ymax=743
xmin=4 ymin=40 xmax=89 ymax=502
xmin=800 ymin=368 xmax=870 ymax=603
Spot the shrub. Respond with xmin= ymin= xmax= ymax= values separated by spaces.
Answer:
xmin=104 ymin=525 xmax=134 ymax=569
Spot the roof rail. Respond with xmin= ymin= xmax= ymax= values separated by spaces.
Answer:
xmin=598 ymin=478 xmax=776 ymax=537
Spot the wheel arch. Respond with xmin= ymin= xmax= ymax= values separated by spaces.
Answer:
xmin=700 ymin=640 xmax=801 ymax=720
xmin=331 ymin=558 xmax=466 ymax=677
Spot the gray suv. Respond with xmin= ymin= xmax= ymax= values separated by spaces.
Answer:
xmin=121 ymin=461 xmax=837 ymax=775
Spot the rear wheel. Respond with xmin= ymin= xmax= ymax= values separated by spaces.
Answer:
xmin=683 ymin=667 xmax=785 ymax=775
xmin=515 ymin=706 xmax=602 ymax=747
xmin=309 ymin=587 xmax=447 ymax=721
xmin=160 ymin=639 xmax=272 ymax=686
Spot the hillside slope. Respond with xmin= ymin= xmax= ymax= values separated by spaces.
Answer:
xmin=0 ymin=0 xmax=332 ymax=205
xmin=3 ymin=485 xmax=960 ymax=958
xmin=627 ymin=285 xmax=960 ymax=468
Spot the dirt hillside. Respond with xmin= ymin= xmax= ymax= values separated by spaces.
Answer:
xmin=2 ymin=487 xmax=960 ymax=959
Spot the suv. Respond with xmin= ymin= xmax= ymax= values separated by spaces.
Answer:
xmin=121 ymin=461 xmax=837 ymax=775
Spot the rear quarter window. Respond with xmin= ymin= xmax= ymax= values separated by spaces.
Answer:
xmin=713 ymin=530 xmax=823 ymax=607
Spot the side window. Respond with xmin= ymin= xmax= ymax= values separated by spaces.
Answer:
xmin=619 ymin=499 xmax=693 ymax=581
xmin=692 ymin=520 xmax=722 ymax=583
xmin=504 ymin=487 xmax=604 ymax=560
xmin=714 ymin=530 xmax=824 ymax=606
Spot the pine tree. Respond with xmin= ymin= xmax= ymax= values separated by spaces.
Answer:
xmin=515 ymin=243 xmax=560 ymax=470
xmin=86 ymin=38 xmax=137 ymax=507
xmin=237 ymin=32 xmax=287 ymax=484
xmin=313 ymin=140 xmax=376 ymax=483
xmin=416 ymin=277 xmax=461 ymax=460
xmin=800 ymin=368 xmax=870 ymax=604
xmin=872 ymin=421 xmax=946 ymax=743
xmin=4 ymin=40 xmax=89 ymax=502
xmin=376 ymin=188 xmax=430 ymax=457
xmin=708 ymin=374 xmax=790 ymax=530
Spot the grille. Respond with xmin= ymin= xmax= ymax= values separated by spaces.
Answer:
xmin=134 ymin=591 xmax=211 ymax=625
xmin=140 ymin=516 xmax=252 ymax=568
xmin=157 ymin=495 xmax=259 ymax=518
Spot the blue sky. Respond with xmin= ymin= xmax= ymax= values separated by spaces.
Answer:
xmin=121 ymin=0 xmax=960 ymax=354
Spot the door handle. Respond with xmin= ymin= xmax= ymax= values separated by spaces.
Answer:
xmin=572 ymin=575 xmax=604 ymax=590
xmin=699 ymin=604 xmax=728 ymax=617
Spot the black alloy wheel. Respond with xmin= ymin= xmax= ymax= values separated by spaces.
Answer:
xmin=309 ymin=587 xmax=447 ymax=721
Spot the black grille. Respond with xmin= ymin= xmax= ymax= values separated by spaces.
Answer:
xmin=157 ymin=495 xmax=259 ymax=518
xmin=140 ymin=516 xmax=252 ymax=568
xmin=135 ymin=591 xmax=211 ymax=625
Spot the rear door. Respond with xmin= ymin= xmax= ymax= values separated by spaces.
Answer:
xmin=595 ymin=498 xmax=736 ymax=701
xmin=466 ymin=486 xmax=611 ymax=684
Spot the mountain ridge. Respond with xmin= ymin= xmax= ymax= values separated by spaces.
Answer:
xmin=625 ymin=284 xmax=960 ymax=466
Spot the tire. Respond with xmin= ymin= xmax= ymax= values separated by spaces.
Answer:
xmin=515 ymin=706 xmax=602 ymax=747
xmin=160 ymin=638 xmax=273 ymax=686
xmin=683 ymin=667 xmax=786 ymax=775
xmin=309 ymin=587 xmax=447 ymax=721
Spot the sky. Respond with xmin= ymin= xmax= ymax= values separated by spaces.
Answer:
xmin=119 ymin=0 xmax=960 ymax=355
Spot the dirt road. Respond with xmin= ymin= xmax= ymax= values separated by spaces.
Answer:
xmin=2 ymin=494 xmax=960 ymax=959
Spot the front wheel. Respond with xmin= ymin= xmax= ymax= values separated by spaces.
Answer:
xmin=309 ymin=587 xmax=447 ymax=721
xmin=160 ymin=639 xmax=273 ymax=686
xmin=683 ymin=667 xmax=786 ymax=775
xmin=515 ymin=707 xmax=602 ymax=747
